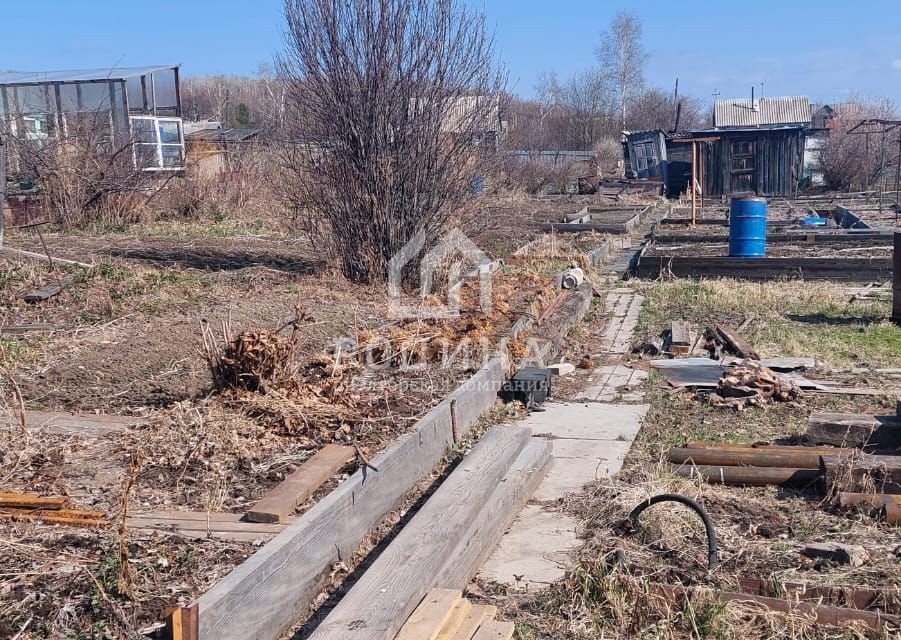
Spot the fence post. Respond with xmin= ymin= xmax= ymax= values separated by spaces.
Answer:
xmin=894 ymin=232 xmax=900 ymax=326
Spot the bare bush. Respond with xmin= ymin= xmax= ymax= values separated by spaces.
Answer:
xmin=279 ymin=0 xmax=504 ymax=284
xmin=817 ymin=97 xmax=899 ymax=191
xmin=7 ymin=110 xmax=156 ymax=227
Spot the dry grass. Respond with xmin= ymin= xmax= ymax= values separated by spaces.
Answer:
xmin=632 ymin=279 xmax=900 ymax=370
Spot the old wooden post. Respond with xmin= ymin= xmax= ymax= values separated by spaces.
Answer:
xmin=893 ymin=232 xmax=900 ymax=326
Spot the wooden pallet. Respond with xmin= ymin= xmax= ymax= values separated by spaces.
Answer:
xmin=394 ymin=589 xmax=510 ymax=640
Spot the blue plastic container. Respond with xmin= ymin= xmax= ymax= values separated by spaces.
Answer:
xmin=729 ymin=197 xmax=767 ymax=257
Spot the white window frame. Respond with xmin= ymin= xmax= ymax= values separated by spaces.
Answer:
xmin=129 ymin=115 xmax=184 ymax=171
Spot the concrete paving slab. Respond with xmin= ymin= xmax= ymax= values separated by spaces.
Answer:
xmin=519 ymin=402 xmax=648 ymax=441
xmin=549 ymin=437 xmax=632 ymax=461
xmin=533 ymin=455 xmax=626 ymax=500
xmin=478 ymin=505 xmax=580 ymax=589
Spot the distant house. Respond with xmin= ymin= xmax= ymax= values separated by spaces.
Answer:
xmin=0 ymin=65 xmax=185 ymax=175
xmin=625 ymin=96 xmax=814 ymax=198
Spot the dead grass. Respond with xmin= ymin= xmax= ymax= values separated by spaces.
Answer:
xmin=632 ymin=279 xmax=900 ymax=370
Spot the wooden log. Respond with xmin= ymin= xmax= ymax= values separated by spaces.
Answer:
xmin=807 ymin=412 xmax=901 ymax=448
xmin=672 ymin=464 xmax=821 ymax=487
xmin=670 ymin=321 xmax=692 ymax=355
xmin=395 ymin=589 xmax=464 ymax=640
xmin=668 ymin=446 xmax=854 ymax=470
xmin=821 ymin=454 xmax=901 ymax=494
xmin=308 ymin=426 xmax=533 ymax=640
xmin=471 ymin=621 xmax=514 ymax=640
xmin=450 ymin=605 xmax=497 ymax=640
xmin=195 ymin=399 xmax=457 ymax=640
xmin=715 ymin=324 xmax=760 ymax=360
xmin=245 ymin=444 xmax=354 ymax=523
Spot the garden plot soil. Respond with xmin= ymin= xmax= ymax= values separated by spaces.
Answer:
xmin=0 ymin=222 xmax=586 ymax=637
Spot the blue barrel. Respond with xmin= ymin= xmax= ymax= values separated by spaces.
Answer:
xmin=729 ymin=197 xmax=767 ymax=257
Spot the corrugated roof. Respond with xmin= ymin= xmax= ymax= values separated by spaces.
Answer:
xmin=185 ymin=127 xmax=261 ymax=142
xmin=0 ymin=65 xmax=178 ymax=86
xmin=714 ymin=96 xmax=811 ymax=128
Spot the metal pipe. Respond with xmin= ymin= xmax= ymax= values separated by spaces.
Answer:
xmin=668 ymin=446 xmax=853 ymax=470
xmin=673 ymin=464 xmax=821 ymax=487
xmin=625 ymin=493 xmax=718 ymax=570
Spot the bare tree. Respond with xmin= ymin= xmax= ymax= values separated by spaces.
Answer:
xmin=598 ymin=11 xmax=647 ymax=130
xmin=817 ymin=96 xmax=899 ymax=191
xmin=627 ymin=88 xmax=706 ymax=132
xmin=279 ymin=0 xmax=503 ymax=283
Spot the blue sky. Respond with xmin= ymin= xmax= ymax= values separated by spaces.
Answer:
xmin=2 ymin=1 xmax=900 ymax=107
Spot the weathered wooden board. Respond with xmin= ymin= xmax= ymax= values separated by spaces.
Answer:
xmin=245 ymin=444 xmax=354 ymax=523
xmin=127 ymin=511 xmax=286 ymax=542
xmin=432 ymin=598 xmax=472 ymax=640
xmin=636 ymin=256 xmax=893 ymax=282
xmin=309 ymin=426 xmax=532 ymax=640
xmin=0 ymin=411 xmax=142 ymax=437
xmin=670 ymin=321 xmax=692 ymax=355
xmin=653 ymin=232 xmax=895 ymax=245
xmin=821 ymin=454 xmax=901 ymax=494
xmin=395 ymin=589 xmax=464 ymax=640
xmin=444 ymin=358 xmax=506 ymax=441
xmin=807 ymin=412 xmax=901 ymax=448
xmin=195 ymin=400 xmax=457 ymax=640
xmin=450 ymin=605 xmax=497 ymax=640
xmin=471 ymin=621 xmax=515 ymax=640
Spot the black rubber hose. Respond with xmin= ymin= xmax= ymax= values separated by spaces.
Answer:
xmin=626 ymin=493 xmax=719 ymax=571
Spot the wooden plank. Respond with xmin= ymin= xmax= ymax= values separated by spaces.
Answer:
xmin=471 ymin=621 xmax=514 ymax=640
xmin=0 ymin=509 xmax=106 ymax=527
xmin=715 ymin=324 xmax=760 ymax=360
xmin=821 ymin=454 xmax=901 ymax=494
xmin=0 ymin=410 xmax=141 ymax=437
xmin=395 ymin=589 xmax=463 ymax=640
xmin=196 ymin=400 xmax=457 ymax=640
xmin=670 ymin=321 xmax=691 ymax=355
xmin=0 ymin=323 xmax=58 ymax=335
xmin=245 ymin=444 xmax=354 ymax=523
xmin=450 ymin=605 xmax=497 ymax=640
xmin=0 ymin=492 xmax=67 ymax=509
xmin=434 ymin=599 xmax=472 ymax=640
xmin=126 ymin=515 xmax=285 ymax=535
xmin=635 ymin=256 xmax=894 ymax=282
xmin=309 ymin=427 xmax=533 ymax=640
xmin=432 ymin=438 xmax=551 ymax=591
xmin=807 ymin=412 xmax=901 ymax=448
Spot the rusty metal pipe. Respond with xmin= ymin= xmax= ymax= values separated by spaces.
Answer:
xmin=669 ymin=446 xmax=853 ymax=470
xmin=673 ymin=464 xmax=821 ymax=487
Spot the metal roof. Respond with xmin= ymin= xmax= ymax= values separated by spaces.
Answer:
xmin=185 ymin=127 xmax=261 ymax=142
xmin=0 ymin=65 xmax=178 ymax=86
xmin=714 ymin=96 xmax=811 ymax=128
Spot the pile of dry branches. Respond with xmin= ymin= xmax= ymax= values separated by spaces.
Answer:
xmin=710 ymin=362 xmax=802 ymax=411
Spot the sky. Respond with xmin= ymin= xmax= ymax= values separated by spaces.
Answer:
xmin=2 ymin=0 xmax=900 ymax=108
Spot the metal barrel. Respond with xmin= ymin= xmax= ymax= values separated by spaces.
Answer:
xmin=729 ymin=197 xmax=767 ymax=257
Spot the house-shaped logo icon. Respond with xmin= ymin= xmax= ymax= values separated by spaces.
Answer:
xmin=388 ymin=228 xmax=493 ymax=319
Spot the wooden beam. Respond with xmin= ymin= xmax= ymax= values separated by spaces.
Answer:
xmin=635 ymin=256 xmax=894 ymax=282
xmin=450 ymin=605 xmax=497 ymax=640
xmin=821 ymin=454 xmax=901 ymax=494
xmin=245 ymin=444 xmax=354 ymax=524
xmin=471 ymin=621 xmax=515 ymax=640
xmin=194 ymin=396 xmax=462 ymax=640
xmin=715 ymin=324 xmax=761 ymax=360
xmin=670 ymin=321 xmax=692 ymax=355
xmin=308 ymin=427 xmax=533 ymax=640
xmin=807 ymin=412 xmax=901 ymax=449
xmin=433 ymin=598 xmax=472 ymax=640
